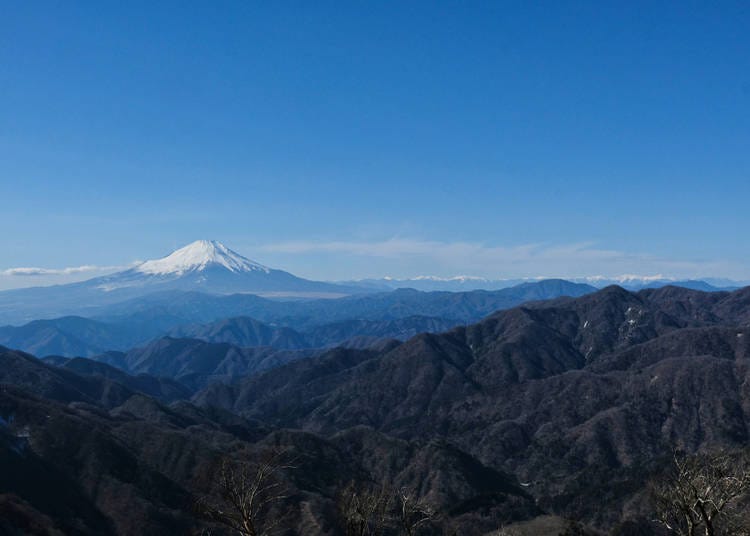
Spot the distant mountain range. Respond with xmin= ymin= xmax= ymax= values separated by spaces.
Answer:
xmin=346 ymin=275 xmax=744 ymax=292
xmin=3 ymin=240 xmax=747 ymax=361
xmin=0 ymin=279 xmax=596 ymax=357
xmin=1 ymin=239 xmax=744 ymax=326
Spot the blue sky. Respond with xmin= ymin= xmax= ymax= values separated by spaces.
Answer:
xmin=1 ymin=2 xmax=749 ymax=289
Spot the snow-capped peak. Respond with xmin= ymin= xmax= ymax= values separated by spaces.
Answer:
xmin=135 ymin=240 xmax=270 ymax=276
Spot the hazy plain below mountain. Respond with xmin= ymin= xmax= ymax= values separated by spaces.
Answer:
xmin=0 ymin=240 xmax=367 ymax=325
xmin=0 ymin=279 xmax=596 ymax=357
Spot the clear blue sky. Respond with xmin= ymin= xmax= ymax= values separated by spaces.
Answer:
xmin=1 ymin=2 xmax=749 ymax=288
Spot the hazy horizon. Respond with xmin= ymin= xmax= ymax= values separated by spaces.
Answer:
xmin=1 ymin=238 xmax=747 ymax=292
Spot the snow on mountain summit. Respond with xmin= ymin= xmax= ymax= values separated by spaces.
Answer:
xmin=135 ymin=240 xmax=270 ymax=276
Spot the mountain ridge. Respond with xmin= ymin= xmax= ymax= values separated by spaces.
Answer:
xmin=5 ymin=284 xmax=750 ymax=532
xmin=191 ymin=284 xmax=750 ymax=529
xmin=0 ymin=279 xmax=597 ymax=355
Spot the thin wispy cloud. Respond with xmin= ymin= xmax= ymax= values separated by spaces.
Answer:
xmin=2 ymin=265 xmax=124 ymax=277
xmin=259 ymin=238 xmax=743 ymax=280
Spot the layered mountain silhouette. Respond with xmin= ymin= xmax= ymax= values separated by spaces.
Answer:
xmin=193 ymin=285 xmax=750 ymax=530
xmin=0 ymin=279 xmax=596 ymax=356
xmin=4 ymin=284 xmax=750 ymax=534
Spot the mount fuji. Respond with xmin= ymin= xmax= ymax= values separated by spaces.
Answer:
xmin=0 ymin=240 xmax=367 ymax=324
xmin=91 ymin=239 xmax=356 ymax=295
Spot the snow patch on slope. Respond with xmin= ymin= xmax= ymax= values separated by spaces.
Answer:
xmin=135 ymin=240 xmax=270 ymax=276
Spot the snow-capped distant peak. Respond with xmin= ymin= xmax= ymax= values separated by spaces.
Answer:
xmin=411 ymin=275 xmax=490 ymax=282
xmin=135 ymin=240 xmax=270 ymax=276
xmin=581 ymin=274 xmax=669 ymax=284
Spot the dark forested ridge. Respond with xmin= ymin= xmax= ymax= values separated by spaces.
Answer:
xmin=3 ymin=285 xmax=750 ymax=534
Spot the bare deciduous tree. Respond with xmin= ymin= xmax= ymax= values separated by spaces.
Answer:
xmin=650 ymin=449 xmax=750 ymax=536
xmin=396 ymin=488 xmax=435 ymax=536
xmin=338 ymin=481 xmax=438 ymax=536
xmin=338 ymin=480 xmax=393 ymax=536
xmin=196 ymin=450 xmax=292 ymax=536
xmin=490 ymin=528 xmax=521 ymax=536
xmin=491 ymin=519 xmax=586 ymax=536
